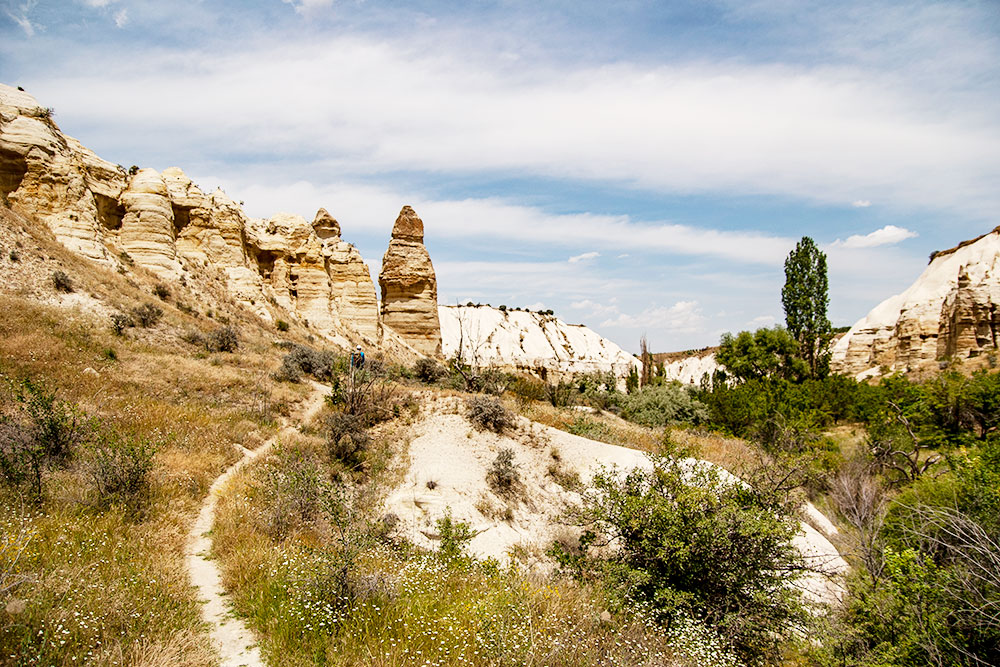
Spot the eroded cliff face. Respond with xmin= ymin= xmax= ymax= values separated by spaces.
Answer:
xmin=379 ymin=206 xmax=442 ymax=356
xmin=832 ymin=228 xmax=1000 ymax=378
xmin=0 ymin=83 xmax=379 ymax=343
xmin=439 ymin=305 xmax=640 ymax=382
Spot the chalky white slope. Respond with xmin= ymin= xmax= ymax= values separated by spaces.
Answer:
xmin=832 ymin=228 xmax=1000 ymax=378
xmin=439 ymin=305 xmax=640 ymax=380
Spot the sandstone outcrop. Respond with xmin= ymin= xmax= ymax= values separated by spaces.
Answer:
xmin=379 ymin=206 xmax=442 ymax=356
xmin=0 ymin=83 xmax=380 ymax=343
xmin=653 ymin=348 xmax=719 ymax=385
xmin=439 ymin=305 xmax=639 ymax=382
xmin=832 ymin=227 xmax=1000 ymax=378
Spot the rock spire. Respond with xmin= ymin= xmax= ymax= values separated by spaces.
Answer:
xmin=379 ymin=206 xmax=442 ymax=356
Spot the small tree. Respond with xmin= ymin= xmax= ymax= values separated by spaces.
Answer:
xmin=782 ymin=237 xmax=832 ymax=378
xmin=716 ymin=327 xmax=806 ymax=383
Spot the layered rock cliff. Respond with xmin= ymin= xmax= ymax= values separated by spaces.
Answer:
xmin=0 ymin=83 xmax=380 ymax=343
xmin=439 ymin=305 xmax=640 ymax=381
xmin=379 ymin=207 xmax=442 ymax=356
xmin=832 ymin=227 xmax=1000 ymax=378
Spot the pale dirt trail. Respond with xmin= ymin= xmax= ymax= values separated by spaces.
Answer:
xmin=186 ymin=380 xmax=328 ymax=667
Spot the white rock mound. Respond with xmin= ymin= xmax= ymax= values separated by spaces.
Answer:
xmin=439 ymin=305 xmax=641 ymax=382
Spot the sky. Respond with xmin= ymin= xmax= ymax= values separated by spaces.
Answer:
xmin=2 ymin=0 xmax=999 ymax=353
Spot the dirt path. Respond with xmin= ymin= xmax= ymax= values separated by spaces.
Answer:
xmin=186 ymin=381 xmax=328 ymax=667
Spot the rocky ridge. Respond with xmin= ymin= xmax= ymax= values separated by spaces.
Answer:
xmin=832 ymin=227 xmax=1000 ymax=378
xmin=439 ymin=305 xmax=640 ymax=382
xmin=1 ymin=83 xmax=381 ymax=346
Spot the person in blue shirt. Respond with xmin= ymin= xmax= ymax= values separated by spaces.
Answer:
xmin=350 ymin=344 xmax=365 ymax=370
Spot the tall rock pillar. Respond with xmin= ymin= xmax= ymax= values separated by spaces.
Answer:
xmin=378 ymin=206 xmax=442 ymax=356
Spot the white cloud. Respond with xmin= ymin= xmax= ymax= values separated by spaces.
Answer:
xmin=601 ymin=300 xmax=705 ymax=333
xmin=282 ymin=0 xmax=334 ymax=15
xmin=525 ymin=302 xmax=546 ymax=311
xmin=570 ymin=299 xmax=621 ymax=317
xmin=568 ymin=251 xmax=600 ymax=263
xmin=833 ymin=225 xmax=918 ymax=248
xmin=35 ymin=34 xmax=1000 ymax=220
xmin=225 ymin=178 xmax=795 ymax=265
xmin=81 ymin=0 xmax=114 ymax=6
xmin=852 ymin=200 xmax=872 ymax=208
xmin=113 ymin=8 xmax=128 ymax=27
xmin=747 ymin=315 xmax=777 ymax=327
xmin=617 ymin=253 xmax=630 ymax=259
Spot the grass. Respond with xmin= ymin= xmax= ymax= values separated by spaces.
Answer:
xmin=0 ymin=259 xmax=289 ymax=664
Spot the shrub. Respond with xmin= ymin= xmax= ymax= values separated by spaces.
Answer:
xmin=414 ymin=357 xmax=446 ymax=384
xmin=486 ymin=447 xmax=521 ymax=496
xmin=206 ymin=326 xmax=239 ymax=353
xmin=8 ymin=250 xmax=19 ymax=262
xmin=436 ymin=510 xmax=475 ymax=562
xmin=620 ymin=383 xmax=709 ymax=427
xmin=559 ymin=454 xmax=808 ymax=664
xmin=324 ymin=412 xmax=371 ymax=466
xmin=466 ymin=395 xmax=512 ymax=433
xmin=276 ymin=319 xmax=289 ymax=332
xmin=130 ymin=303 xmax=163 ymax=328
xmin=278 ymin=344 xmax=340 ymax=382
xmin=261 ymin=446 xmax=330 ymax=539
xmin=51 ymin=270 xmax=73 ymax=293
xmin=152 ymin=283 xmax=170 ymax=300
xmin=85 ymin=432 xmax=156 ymax=505
xmin=0 ymin=379 xmax=91 ymax=498
xmin=179 ymin=329 xmax=205 ymax=346
xmin=110 ymin=312 xmax=134 ymax=335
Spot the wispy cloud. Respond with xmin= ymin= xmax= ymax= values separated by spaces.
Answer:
xmin=852 ymin=200 xmax=872 ymax=208
xmin=602 ymin=301 xmax=705 ymax=333
xmin=34 ymin=33 xmax=1000 ymax=220
xmin=282 ymin=0 xmax=334 ymax=15
xmin=833 ymin=225 xmax=918 ymax=248
xmin=568 ymin=251 xmax=599 ymax=263
xmin=6 ymin=0 xmax=39 ymax=36
xmin=113 ymin=8 xmax=127 ymax=28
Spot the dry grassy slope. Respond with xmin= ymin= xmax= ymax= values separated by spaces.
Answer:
xmin=0 ymin=202 xmax=323 ymax=664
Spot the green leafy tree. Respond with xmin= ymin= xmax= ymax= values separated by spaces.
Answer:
xmin=716 ymin=327 xmax=806 ymax=383
xmin=782 ymin=237 xmax=832 ymax=378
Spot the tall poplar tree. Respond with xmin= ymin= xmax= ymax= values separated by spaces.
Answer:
xmin=781 ymin=236 xmax=832 ymax=378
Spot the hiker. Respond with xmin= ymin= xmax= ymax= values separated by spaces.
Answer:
xmin=350 ymin=344 xmax=365 ymax=370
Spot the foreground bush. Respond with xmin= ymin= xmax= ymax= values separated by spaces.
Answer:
xmin=84 ymin=431 xmax=156 ymax=506
xmin=557 ymin=453 xmax=809 ymax=664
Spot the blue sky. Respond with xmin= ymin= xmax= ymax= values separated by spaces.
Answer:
xmin=3 ymin=0 xmax=999 ymax=353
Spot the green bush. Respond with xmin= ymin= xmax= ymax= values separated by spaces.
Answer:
xmin=466 ymin=396 xmax=512 ymax=433
xmin=276 ymin=319 xmax=289 ymax=332
xmin=436 ymin=510 xmax=475 ymax=562
xmin=413 ymin=357 xmax=446 ymax=384
xmin=85 ymin=432 xmax=156 ymax=505
xmin=324 ymin=411 xmax=371 ymax=466
xmin=0 ymin=378 xmax=91 ymax=498
xmin=620 ymin=382 xmax=709 ymax=427
xmin=559 ymin=453 xmax=808 ymax=664
xmin=486 ymin=447 xmax=521 ymax=496
xmin=152 ymin=283 xmax=170 ymax=300
xmin=110 ymin=312 xmax=134 ymax=335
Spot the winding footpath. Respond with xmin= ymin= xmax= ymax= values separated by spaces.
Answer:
xmin=185 ymin=381 xmax=328 ymax=667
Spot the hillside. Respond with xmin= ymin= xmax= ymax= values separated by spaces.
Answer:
xmin=832 ymin=226 xmax=1000 ymax=378
xmin=439 ymin=304 xmax=640 ymax=382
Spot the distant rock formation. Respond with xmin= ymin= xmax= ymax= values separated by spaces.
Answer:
xmin=653 ymin=348 xmax=719 ymax=385
xmin=0 ymin=83 xmax=379 ymax=343
xmin=439 ymin=305 xmax=639 ymax=382
xmin=832 ymin=227 xmax=1000 ymax=378
xmin=379 ymin=206 xmax=442 ymax=356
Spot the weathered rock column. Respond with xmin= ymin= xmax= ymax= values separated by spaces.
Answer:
xmin=378 ymin=206 xmax=442 ymax=356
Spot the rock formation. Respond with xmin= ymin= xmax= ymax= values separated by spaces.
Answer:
xmin=438 ymin=305 xmax=639 ymax=382
xmin=0 ymin=83 xmax=379 ymax=343
xmin=654 ymin=348 xmax=719 ymax=385
xmin=379 ymin=206 xmax=442 ymax=356
xmin=832 ymin=227 xmax=1000 ymax=378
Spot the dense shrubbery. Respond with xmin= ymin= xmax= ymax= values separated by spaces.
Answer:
xmin=556 ymin=453 xmax=808 ymax=665
xmin=274 ymin=343 xmax=341 ymax=382
xmin=620 ymin=382 xmax=709 ymax=426
xmin=413 ymin=357 xmax=447 ymax=384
